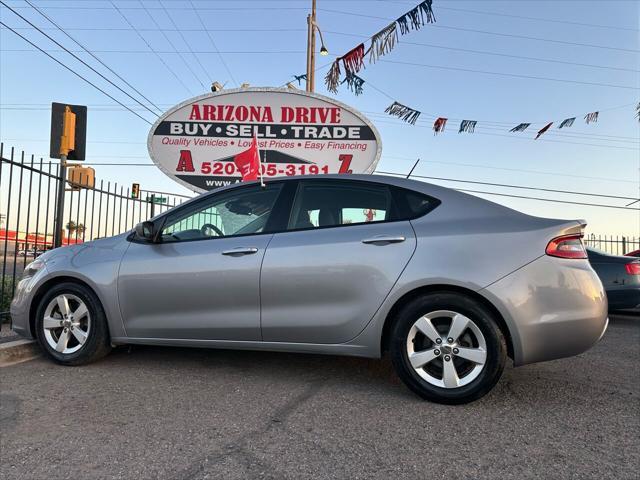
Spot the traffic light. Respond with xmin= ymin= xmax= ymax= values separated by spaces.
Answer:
xmin=50 ymin=102 xmax=87 ymax=160
xmin=131 ymin=183 xmax=140 ymax=199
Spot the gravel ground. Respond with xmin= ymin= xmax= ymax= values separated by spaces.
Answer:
xmin=1 ymin=314 xmax=638 ymax=480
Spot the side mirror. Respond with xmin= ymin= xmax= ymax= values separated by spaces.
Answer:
xmin=135 ymin=221 xmax=157 ymax=242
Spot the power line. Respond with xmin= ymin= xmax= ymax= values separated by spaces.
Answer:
xmin=375 ymin=171 xmax=639 ymax=201
xmin=137 ymin=0 xmax=206 ymax=90
xmin=157 ymin=0 xmax=211 ymax=87
xmin=0 ymin=21 xmax=152 ymax=125
xmin=363 ymin=111 xmax=640 ymax=144
xmin=381 ymin=155 xmax=638 ymax=185
xmin=318 ymin=8 xmax=640 ymax=53
xmin=22 ymin=0 xmax=163 ymax=115
xmin=108 ymin=0 xmax=194 ymax=96
xmin=378 ymin=171 xmax=639 ymax=211
xmin=376 ymin=58 xmax=638 ymax=91
xmin=0 ymin=1 xmax=161 ymax=118
xmin=325 ymin=31 xmax=639 ymax=74
xmin=188 ymin=0 xmax=238 ymax=87
xmin=436 ymin=5 xmax=640 ymax=32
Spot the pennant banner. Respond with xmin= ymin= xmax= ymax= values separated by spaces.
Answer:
xmin=433 ymin=117 xmax=447 ymax=134
xmin=324 ymin=1 xmax=436 ymax=93
xmin=369 ymin=22 xmax=398 ymax=64
xmin=459 ymin=120 xmax=477 ymax=133
xmin=509 ymin=123 xmax=530 ymax=133
xmin=584 ymin=111 xmax=599 ymax=124
xmin=535 ymin=122 xmax=553 ymax=140
xmin=385 ymin=101 xmax=421 ymax=125
xmin=397 ymin=0 xmax=436 ymax=35
xmin=341 ymin=71 xmax=365 ymax=96
xmin=558 ymin=117 xmax=575 ymax=129
xmin=293 ymin=74 xmax=307 ymax=86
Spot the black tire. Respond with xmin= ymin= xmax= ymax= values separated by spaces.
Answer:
xmin=35 ymin=282 xmax=111 ymax=365
xmin=389 ymin=292 xmax=506 ymax=405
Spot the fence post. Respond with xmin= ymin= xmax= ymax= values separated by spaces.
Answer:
xmin=150 ymin=194 xmax=156 ymax=218
xmin=53 ymin=159 xmax=66 ymax=248
xmin=622 ymin=236 xmax=627 ymax=255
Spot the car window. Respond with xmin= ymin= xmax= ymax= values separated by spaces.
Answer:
xmin=392 ymin=187 xmax=440 ymax=220
xmin=288 ymin=181 xmax=392 ymax=230
xmin=160 ymin=183 xmax=283 ymax=242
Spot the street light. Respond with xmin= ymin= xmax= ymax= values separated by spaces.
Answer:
xmin=306 ymin=0 xmax=329 ymax=91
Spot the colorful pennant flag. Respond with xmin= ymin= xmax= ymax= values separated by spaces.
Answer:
xmin=325 ymin=1 xmax=436 ymax=93
xmin=433 ymin=117 xmax=448 ymax=134
xmin=558 ymin=117 xmax=575 ymax=129
xmin=584 ymin=111 xmax=599 ymax=124
xmin=369 ymin=22 xmax=398 ymax=64
xmin=458 ymin=120 xmax=477 ymax=133
xmin=233 ymin=134 xmax=262 ymax=183
xmin=341 ymin=71 xmax=365 ymax=96
xmin=385 ymin=101 xmax=421 ymax=125
xmin=293 ymin=74 xmax=307 ymax=86
xmin=535 ymin=122 xmax=553 ymax=140
xmin=396 ymin=0 xmax=436 ymax=35
xmin=509 ymin=123 xmax=530 ymax=133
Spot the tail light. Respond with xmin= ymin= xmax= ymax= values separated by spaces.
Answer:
xmin=546 ymin=234 xmax=587 ymax=259
xmin=625 ymin=262 xmax=640 ymax=275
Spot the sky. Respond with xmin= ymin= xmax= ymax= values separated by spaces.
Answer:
xmin=1 ymin=0 xmax=639 ymax=236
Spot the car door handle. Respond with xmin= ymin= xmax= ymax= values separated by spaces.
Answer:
xmin=221 ymin=247 xmax=259 ymax=256
xmin=361 ymin=236 xmax=406 ymax=245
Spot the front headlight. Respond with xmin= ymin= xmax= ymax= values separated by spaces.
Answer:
xmin=22 ymin=259 xmax=45 ymax=279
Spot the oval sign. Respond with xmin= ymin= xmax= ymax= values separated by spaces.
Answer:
xmin=147 ymin=87 xmax=382 ymax=192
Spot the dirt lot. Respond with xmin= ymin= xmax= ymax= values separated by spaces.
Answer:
xmin=1 ymin=314 xmax=638 ymax=480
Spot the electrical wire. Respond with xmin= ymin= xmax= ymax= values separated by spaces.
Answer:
xmin=138 ymin=0 xmax=207 ymax=90
xmin=157 ymin=0 xmax=211 ymax=88
xmin=188 ymin=0 xmax=239 ymax=87
xmin=23 ymin=0 xmax=163 ymax=115
xmin=377 ymin=171 xmax=639 ymax=211
xmin=0 ymin=21 xmax=152 ymax=125
xmin=0 ymin=1 xmax=161 ymax=118
xmin=318 ymin=8 xmax=640 ymax=54
xmin=108 ymin=0 xmax=194 ymax=96
xmin=325 ymin=30 xmax=639 ymax=74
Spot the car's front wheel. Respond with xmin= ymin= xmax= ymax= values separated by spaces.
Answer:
xmin=389 ymin=292 xmax=507 ymax=404
xmin=35 ymin=282 xmax=111 ymax=365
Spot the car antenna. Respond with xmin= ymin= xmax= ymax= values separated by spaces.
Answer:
xmin=406 ymin=158 xmax=420 ymax=179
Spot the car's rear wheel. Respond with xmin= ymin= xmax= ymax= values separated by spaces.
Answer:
xmin=389 ymin=292 xmax=506 ymax=404
xmin=35 ymin=282 xmax=111 ymax=365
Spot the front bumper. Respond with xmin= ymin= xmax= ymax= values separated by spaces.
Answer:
xmin=481 ymin=255 xmax=608 ymax=366
xmin=9 ymin=263 xmax=49 ymax=339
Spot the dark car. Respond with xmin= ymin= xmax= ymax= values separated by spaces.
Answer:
xmin=587 ymin=248 xmax=640 ymax=311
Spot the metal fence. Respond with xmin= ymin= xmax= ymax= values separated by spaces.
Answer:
xmin=0 ymin=144 xmax=191 ymax=322
xmin=584 ymin=234 xmax=639 ymax=256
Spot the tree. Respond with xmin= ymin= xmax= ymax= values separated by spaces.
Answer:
xmin=65 ymin=221 xmax=76 ymax=236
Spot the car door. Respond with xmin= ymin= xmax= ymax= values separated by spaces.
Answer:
xmin=118 ymin=182 xmax=284 ymax=340
xmin=260 ymin=179 xmax=417 ymax=344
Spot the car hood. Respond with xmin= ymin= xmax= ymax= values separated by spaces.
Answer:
xmin=39 ymin=232 xmax=131 ymax=265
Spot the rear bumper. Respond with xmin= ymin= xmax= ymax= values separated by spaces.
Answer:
xmin=605 ymin=287 xmax=640 ymax=311
xmin=481 ymin=255 xmax=608 ymax=366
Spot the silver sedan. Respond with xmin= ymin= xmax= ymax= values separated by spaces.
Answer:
xmin=11 ymin=175 xmax=608 ymax=404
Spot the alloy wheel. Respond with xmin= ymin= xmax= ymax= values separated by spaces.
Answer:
xmin=42 ymin=294 xmax=91 ymax=354
xmin=406 ymin=310 xmax=487 ymax=388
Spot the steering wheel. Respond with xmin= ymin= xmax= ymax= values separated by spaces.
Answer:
xmin=200 ymin=223 xmax=224 ymax=237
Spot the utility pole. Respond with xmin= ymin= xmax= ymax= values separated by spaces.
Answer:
xmin=306 ymin=0 xmax=317 ymax=92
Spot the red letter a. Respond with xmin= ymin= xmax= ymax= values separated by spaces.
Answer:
xmin=176 ymin=150 xmax=195 ymax=172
